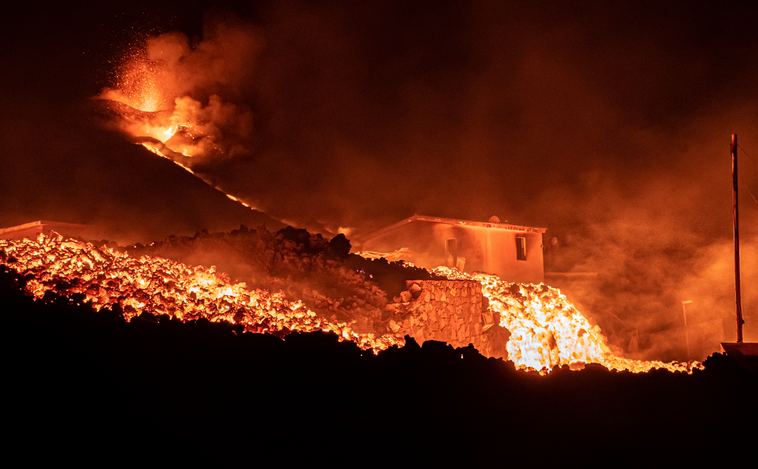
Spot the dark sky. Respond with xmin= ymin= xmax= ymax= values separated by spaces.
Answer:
xmin=2 ymin=1 xmax=757 ymax=341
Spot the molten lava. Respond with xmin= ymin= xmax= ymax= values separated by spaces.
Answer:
xmin=2 ymin=233 xmax=701 ymax=374
xmin=1 ymin=233 xmax=401 ymax=352
xmin=434 ymin=267 xmax=701 ymax=374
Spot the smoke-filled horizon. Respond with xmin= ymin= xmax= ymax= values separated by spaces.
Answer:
xmin=2 ymin=1 xmax=757 ymax=350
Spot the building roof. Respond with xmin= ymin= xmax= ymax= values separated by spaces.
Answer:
xmin=360 ymin=214 xmax=547 ymax=243
xmin=0 ymin=220 xmax=89 ymax=239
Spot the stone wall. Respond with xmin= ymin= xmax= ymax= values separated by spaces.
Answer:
xmin=386 ymin=280 xmax=509 ymax=359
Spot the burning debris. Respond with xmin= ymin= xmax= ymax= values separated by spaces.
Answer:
xmin=1 ymin=228 xmax=702 ymax=374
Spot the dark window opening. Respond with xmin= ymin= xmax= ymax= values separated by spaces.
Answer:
xmin=516 ymin=236 xmax=527 ymax=261
xmin=446 ymin=239 xmax=457 ymax=267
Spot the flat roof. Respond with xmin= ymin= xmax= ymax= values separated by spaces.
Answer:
xmin=0 ymin=220 xmax=89 ymax=238
xmin=360 ymin=214 xmax=546 ymax=243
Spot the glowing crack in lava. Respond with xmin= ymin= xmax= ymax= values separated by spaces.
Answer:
xmin=434 ymin=267 xmax=702 ymax=374
xmin=2 ymin=234 xmax=701 ymax=374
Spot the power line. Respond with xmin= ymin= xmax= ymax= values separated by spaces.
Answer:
xmin=737 ymin=143 xmax=754 ymax=164
xmin=745 ymin=185 xmax=758 ymax=206
xmin=737 ymin=144 xmax=758 ymax=207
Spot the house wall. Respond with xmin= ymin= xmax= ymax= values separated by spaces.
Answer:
xmin=361 ymin=220 xmax=544 ymax=283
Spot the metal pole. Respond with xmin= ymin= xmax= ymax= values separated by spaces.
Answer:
xmin=732 ymin=134 xmax=744 ymax=343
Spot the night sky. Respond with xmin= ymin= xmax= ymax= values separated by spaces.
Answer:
xmin=2 ymin=1 xmax=757 ymax=346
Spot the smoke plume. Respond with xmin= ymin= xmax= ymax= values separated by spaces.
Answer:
xmin=2 ymin=1 xmax=757 ymax=359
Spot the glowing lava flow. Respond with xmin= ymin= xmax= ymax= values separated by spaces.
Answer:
xmin=98 ymin=92 xmax=259 ymax=210
xmin=433 ymin=267 xmax=702 ymax=374
xmin=1 ymin=233 xmax=402 ymax=352
xmin=1 ymin=233 xmax=702 ymax=373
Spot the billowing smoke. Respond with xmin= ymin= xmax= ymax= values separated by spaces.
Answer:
xmin=100 ymin=18 xmax=261 ymax=170
xmin=3 ymin=1 xmax=757 ymax=360
xmin=238 ymin=1 xmax=756 ymax=360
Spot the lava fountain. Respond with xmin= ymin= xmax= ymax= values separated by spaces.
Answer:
xmin=97 ymin=32 xmax=258 ymax=210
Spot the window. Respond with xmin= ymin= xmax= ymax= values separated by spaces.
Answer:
xmin=516 ymin=236 xmax=527 ymax=261
xmin=446 ymin=239 xmax=457 ymax=266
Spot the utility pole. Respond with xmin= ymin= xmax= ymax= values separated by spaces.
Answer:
xmin=732 ymin=134 xmax=744 ymax=343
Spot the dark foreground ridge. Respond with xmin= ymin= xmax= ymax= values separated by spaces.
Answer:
xmin=2 ymin=266 xmax=756 ymax=463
